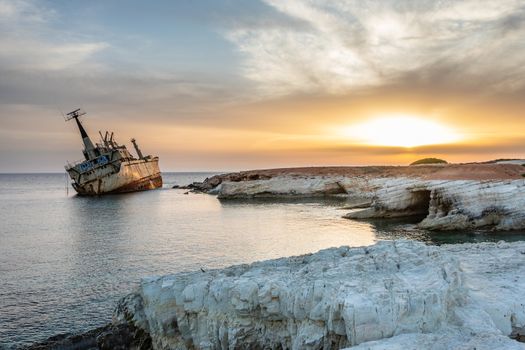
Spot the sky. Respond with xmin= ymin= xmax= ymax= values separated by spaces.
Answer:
xmin=1 ymin=0 xmax=525 ymax=172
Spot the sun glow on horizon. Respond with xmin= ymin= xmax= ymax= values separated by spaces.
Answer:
xmin=341 ymin=116 xmax=462 ymax=148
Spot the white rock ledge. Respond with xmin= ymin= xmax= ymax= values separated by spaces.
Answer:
xmin=114 ymin=240 xmax=525 ymax=349
xmin=215 ymin=175 xmax=525 ymax=230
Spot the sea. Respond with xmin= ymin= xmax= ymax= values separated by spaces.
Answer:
xmin=1 ymin=172 xmax=525 ymax=348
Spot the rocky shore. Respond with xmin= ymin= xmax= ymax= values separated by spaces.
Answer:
xmin=26 ymin=240 xmax=525 ymax=350
xmin=186 ymin=163 xmax=525 ymax=231
xmin=62 ymin=240 xmax=524 ymax=350
xmin=23 ymin=323 xmax=151 ymax=350
xmin=27 ymin=163 xmax=525 ymax=349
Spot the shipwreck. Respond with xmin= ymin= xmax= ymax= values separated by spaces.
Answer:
xmin=64 ymin=109 xmax=162 ymax=195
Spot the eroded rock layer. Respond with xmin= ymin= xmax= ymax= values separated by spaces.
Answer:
xmin=194 ymin=164 xmax=525 ymax=230
xmin=114 ymin=240 xmax=525 ymax=350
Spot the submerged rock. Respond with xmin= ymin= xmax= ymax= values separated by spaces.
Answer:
xmin=113 ymin=240 xmax=525 ymax=349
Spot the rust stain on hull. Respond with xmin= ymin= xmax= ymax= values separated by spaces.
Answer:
xmin=75 ymin=174 xmax=162 ymax=195
xmin=64 ymin=109 xmax=163 ymax=196
xmin=71 ymin=159 xmax=162 ymax=196
xmin=108 ymin=174 xmax=163 ymax=194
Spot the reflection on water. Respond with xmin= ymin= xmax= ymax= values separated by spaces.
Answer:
xmin=1 ymin=173 xmax=525 ymax=347
xmin=365 ymin=215 xmax=525 ymax=245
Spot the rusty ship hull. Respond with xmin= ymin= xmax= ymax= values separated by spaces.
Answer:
xmin=64 ymin=108 xmax=163 ymax=196
xmin=70 ymin=158 xmax=162 ymax=195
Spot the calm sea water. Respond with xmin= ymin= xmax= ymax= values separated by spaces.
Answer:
xmin=1 ymin=173 xmax=525 ymax=348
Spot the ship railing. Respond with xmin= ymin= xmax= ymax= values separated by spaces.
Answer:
xmin=65 ymin=154 xmax=112 ymax=172
xmin=65 ymin=159 xmax=86 ymax=169
xmin=95 ymin=143 xmax=111 ymax=152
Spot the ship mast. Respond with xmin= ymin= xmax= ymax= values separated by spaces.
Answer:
xmin=65 ymin=108 xmax=98 ymax=160
xmin=131 ymin=138 xmax=144 ymax=159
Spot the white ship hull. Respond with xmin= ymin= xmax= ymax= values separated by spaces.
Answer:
xmin=69 ymin=158 xmax=162 ymax=195
xmin=64 ymin=109 xmax=162 ymax=196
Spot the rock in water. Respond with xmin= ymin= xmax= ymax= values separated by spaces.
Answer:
xmin=113 ymin=240 xmax=525 ymax=349
xmin=23 ymin=323 xmax=152 ymax=350
xmin=215 ymin=174 xmax=525 ymax=230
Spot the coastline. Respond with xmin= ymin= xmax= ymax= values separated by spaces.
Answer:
xmin=24 ymin=163 xmax=525 ymax=349
xmin=119 ymin=240 xmax=525 ymax=349
xmin=189 ymin=163 xmax=525 ymax=231
xmin=29 ymin=240 xmax=525 ymax=349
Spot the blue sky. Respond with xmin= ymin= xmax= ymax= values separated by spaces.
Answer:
xmin=44 ymin=1 xmax=241 ymax=73
xmin=1 ymin=0 xmax=525 ymax=171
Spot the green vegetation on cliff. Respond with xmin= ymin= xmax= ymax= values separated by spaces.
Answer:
xmin=410 ymin=158 xmax=448 ymax=166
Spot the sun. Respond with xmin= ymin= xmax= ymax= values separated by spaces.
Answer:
xmin=342 ymin=116 xmax=461 ymax=148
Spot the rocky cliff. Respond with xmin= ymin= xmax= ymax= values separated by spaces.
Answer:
xmin=189 ymin=164 xmax=525 ymax=231
xmin=113 ymin=240 xmax=525 ymax=350
xmin=343 ymin=177 xmax=525 ymax=231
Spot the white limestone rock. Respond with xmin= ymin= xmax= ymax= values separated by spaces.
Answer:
xmin=217 ymin=175 xmax=352 ymax=199
xmin=347 ymin=331 xmax=525 ymax=350
xmin=114 ymin=240 xmax=525 ymax=349
xmin=216 ymin=175 xmax=525 ymax=230
xmin=346 ymin=178 xmax=525 ymax=231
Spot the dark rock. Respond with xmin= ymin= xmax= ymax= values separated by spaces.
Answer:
xmin=511 ymin=326 xmax=525 ymax=343
xmin=97 ymin=323 xmax=152 ymax=350
xmin=172 ymin=185 xmax=192 ymax=190
xmin=24 ymin=323 xmax=152 ymax=350
xmin=185 ymin=175 xmax=224 ymax=193
xmin=23 ymin=326 xmax=103 ymax=350
xmin=178 ymin=172 xmax=272 ymax=194
xmin=228 ymin=173 xmax=242 ymax=182
xmin=207 ymin=176 xmax=222 ymax=187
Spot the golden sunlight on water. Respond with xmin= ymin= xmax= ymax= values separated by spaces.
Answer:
xmin=340 ymin=116 xmax=463 ymax=148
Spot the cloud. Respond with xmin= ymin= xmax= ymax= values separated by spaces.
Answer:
xmin=0 ymin=0 xmax=109 ymax=72
xmin=0 ymin=39 xmax=109 ymax=71
xmin=0 ymin=0 xmax=247 ymax=124
xmin=1 ymin=0 xmax=525 ymax=172
xmin=0 ymin=0 xmax=54 ymax=23
xmin=316 ymin=140 xmax=525 ymax=157
xmin=226 ymin=0 xmax=525 ymax=97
